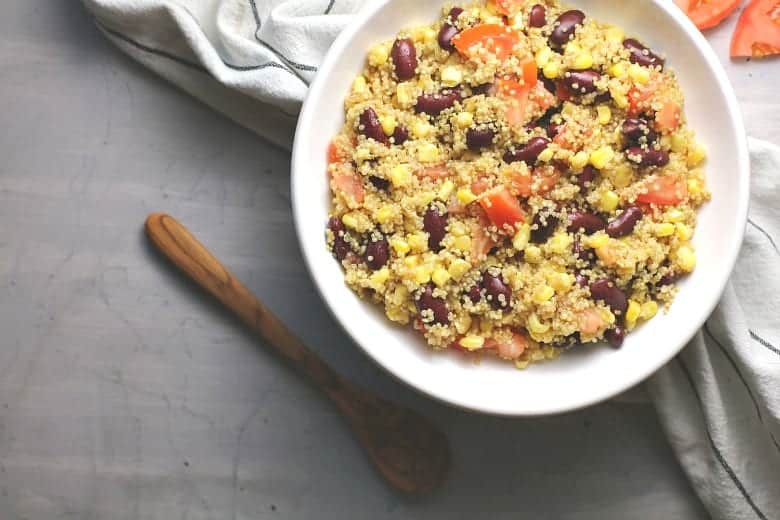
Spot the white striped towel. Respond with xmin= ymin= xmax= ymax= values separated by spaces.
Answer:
xmin=81 ymin=0 xmax=780 ymax=517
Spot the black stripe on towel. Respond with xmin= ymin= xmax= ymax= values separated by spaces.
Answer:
xmin=748 ymin=218 xmax=780 ymax=257
xmin=248 ymin=0 xmax=318 ymax=72
xmin=325 ymin=0 xmax=336 ymax=14
xmin=704 ymin=323 xmax=780 ymax=454
xmin=749 ymin=330 xmax=780 ymax=357
xmin=676 ymin=357 xmax=769 ymax=520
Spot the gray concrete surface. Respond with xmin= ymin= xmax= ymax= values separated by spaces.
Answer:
xmin=0 ymin=1 xmax=776 ymax=518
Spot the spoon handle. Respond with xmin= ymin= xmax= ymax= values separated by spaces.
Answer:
xmin=145 ymin=213 xmax=450 ymax=494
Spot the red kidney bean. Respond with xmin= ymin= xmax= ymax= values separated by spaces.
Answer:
xmin=573 ymin=238 xmax=594 ymax=263
xmin=415 ymin=89 xmax=462 ymax=115
xmin=392 ymin=125 xmax=409 ymax=145
xmin=391 ymin=38 xmax=418 ymax=81
xmin=594 ymin=92 xmax=612 ymax=104
xmin=625 ymin=147 xmax=670 ymax=167
xmin=606 ymin=206 xmax=643 ymax=238
xmin=416 ymin=284 xmax=450 ymax=325
xmin=466 ymin=126 xmax=495 ymax=150
xmin=503 ymin=137 xmax=550 ymax=165
xmin=529 ymin=4 xmax=547 ymax=27
xmin=623 ymin=38 xmax=665 ymax=69
xmin=448 ymin=6 xmax=464 ymax=19
xmin=555 ymin=332 xmax=582 ymax=349
xmin=605 ymin=327 xmax=625 ymax=348
xmin=364 ymin=235 xmax=389 ymax=270
xmin=589 ymin=278 xmax=628 ymax=315
xmin=369 ymin=176 xmax=390 ymax=191
xmin=438 ymin=24 xmax=459 ymax=51
xmin=550 ymin=10 xmax=585 ymax=47
xmin=328 ymin=217 xmax=351 ymax=261
xmin=467 ymin=284 xmax=482 ymax=304
xmin=541 ymin=76 xmax=557 ymax=94
xmin=574 ymin=270 xmax=589 ymax=287
xmin=568 ymin=211 xmax=606 ymax=234
xmin=577 ymin=165 xmax=596 ymax=194
xmin=547 ymin=121 xmax=563 ymax=139
xmin=359 ymin=107 xmax=388 ymax=144
xmin=482 ymin=271 xmax=512 ymax=310
xmin=423 ymin=206 xmax=448 ymax=251
xmin=471 ymin=82 xmax=494 ymax=96
xmin=563 ymin=69 xmax=600 ymax=95
xmin=657 ymin=271 xmax=680 ymax=287
xmin=530 ymin=210 xmax=560 ymax=243
xmin=622 ymin=118 xmax=658 ymax=146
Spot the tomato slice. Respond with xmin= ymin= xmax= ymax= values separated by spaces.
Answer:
xmin=655 ymin=101 xmax=682 ymax=133
xmin=627 ymin=78 xmax=661 ymax=116
xmin=636 ymin=175 xmax=688 ymax=205
xmin=454 ymin=24 xmax=520 ymax=61
xmin=674 ymin=0 xmax=742 ymax=29
xmin=479 ymin=187 xmax=526 ymax=231
xmin=731 ymin=0 xmax=780 ymax=58
xmin=496 ymin=64 xmax=538 ymax=127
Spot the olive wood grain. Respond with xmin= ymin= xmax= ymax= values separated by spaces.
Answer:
xmin=145 ymin=213 xmax=450 ymax=495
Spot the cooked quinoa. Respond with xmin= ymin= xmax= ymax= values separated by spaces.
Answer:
xmin=325 ymin=0 xmax=710 ymax=367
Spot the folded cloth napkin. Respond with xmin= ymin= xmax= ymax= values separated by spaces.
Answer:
xmin=81 ymin=0 xmax=780 ymax=517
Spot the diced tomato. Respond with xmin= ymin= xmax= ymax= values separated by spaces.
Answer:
xmin=510 ymin=172 xmax=533 ymax=197
xmin=479 ymin=187 xmax=526 ymax=232
xmin=471 ymin=177 xmax=492 ymax=195
xmin=730 ymin=0 xmax=780 ymax=58
xmin=471 ymin=222 xmax=498 ymax=260
xmin=454 ymin=24 xmax=520 ymax=61
xmin=636 ymin=175 xmax=688 ymax=205
xmin=627 ymin=82 xmax=659 ymax=116
xmin=529 ymin=81 xmax=557 ymax=113
xmin=493 ymin=0 xmax=524 ymax=15
xmin=520 ymin=57 xmax=538 ymax=85
xmin=496 ymin=76 xmax=534 ymax=127
xmin=655 ymin=101 xmax=682 ymax=133
xmin=553 ymin=125 xmax=573 ymax=149
xmin=485 ymin=331 xmax=529 ymax=360
xmin=331 ymin=165 xmax=365 ymax=204
xmin=417 ymin=164 xmax=451 ymax=179
xmin=578 ymin=308 xmax=605 ymax=336
xmin=674 ymin=0 xmax=742 ymax=30
xmin=510 ymin=169 xmax=560 ymax=197
xmin=327 ymin=142 xmax=342 ymax=164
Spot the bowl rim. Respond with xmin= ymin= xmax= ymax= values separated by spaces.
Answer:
xmin=291 ymin=0 xmax=750 ymax=416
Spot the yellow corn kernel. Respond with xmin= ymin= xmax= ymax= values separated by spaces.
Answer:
xmin=512 ymin=223 xmax=531 ymax=251
xmin=572 ymin=52 xmax=594 ymax=70
xmin=548 ymin=232 xmax=573 ymax=254
xmin=676 ymin=223 xmax=693 ymax=241
xmin=374 ymin=205 xmax=395 ymax=224
xmin=608 ymin=62 xmax=627 ymax=79
xmin=413 ymin=120 xmax=434 ymax=138
xmin=590 ymin=146 xmax=615 ymax=170
xmin=528 ymin=313 xmax=550 ymax=334
xmin=454 ymin=313 xmax=472 ymax=334
xmin=570 ymin=151 xmax=590 ymax=170
xmin=352 ymin=75 xmax=368 ymax=94
xmin=341 ymin=213 xmax=359 ymax=230
xmin=403 ymin=255 xmax=419 ymax=268
xmin=368 ymin=44 xmax=389 ymax=67
xmin=389 ymin=163 xmax=412 ymax=187
xmin=407 ymin=232 xmax=428 ymax=252
xmin=640 ymin=300 xmax=659 ymax=320
xmin=625 ymin=300 xmax=641 ymax=330
xmin=671 ymin=133 xmax=687 ymax=153
xmin=460 ymin=335 xmax=485 ymax=351
xmin=687 ymin=143 xmax=707 ymax=167
xmin=543 ymin=61 xmax=561 ymax=79
xmin=535 ymin=46 xmax=553 ymax=68
xmin=606 ymin=26 xmax=625 ymax=43
xmin=687 ymin=179 xmax=703 ymax=196
xmin=660 ymin=135 xmax=672 ymax=150
xmin=379 ymin=115 xmax=397 ymax=136
xmin=628 ymin=63 xmax=650 ymax=85
xmin=586 ymin=231 xmax=610 ymax=249
xmin=537 ymin=147 xmax=554 ymax=163
xmin=391 ymin=237 xmax=410 ymax=255
xmin=665 ymin=209 xmax=686 ymax=223
xmin=418 ymin=191 xmax=437 ymax=207
xmin=565 ymin=42 xmax=582 ymax=56
xmin=396 ymin=83 xmax=414 ymax=107
xmin=369 ymin=267 xmax=390 ymax=289
xmin=675 ymin=245 xmax=696 ymax=272
xmin=453 ymin=235 xmax=471 ymax=252
xmin=417 ymin=143 xmax=440 ymax=163
xmin=533 ymin=284 xmax=555 ymax=304
xmin=612 ymin=90 xmax=629 ymax=108
xmin=609 ymin=164 xmax=634 ymax=188
xmin=441 ymin=66 xmax=463 ymax=87
xmin=599 ymin=190 xmax=620 ymax=212
xmin=654 ymin=222 xmax=675 ymax=237
xmin=457 ymin=188 xmax=477 ymax=205
xmin=438 ymin=180 xmax=455 ymax=201
xmin=547 ymin=272 xmax=574 ymax=293
xmin=455 ymin=111 xmax=474 ymax=129
xmin=450 ymin=221 xmax=468 ymax=236
xmin=432 ymin=267 xmax=451 ymax=287
xmin=524 ymin=245 xmax=542 ymax=263
xmin=597 ymin=105 xmax=612 ymax=125
xmin=448 ymin=259 xmax=472 ymax=280
xmin=355 ymin=146 xmax=372 ymax=162
xmin=414 ymin=264 xmax=433 ymax=284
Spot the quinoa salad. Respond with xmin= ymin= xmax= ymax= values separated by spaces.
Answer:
xmin=325 ymin=0 xmax=710 ymax=367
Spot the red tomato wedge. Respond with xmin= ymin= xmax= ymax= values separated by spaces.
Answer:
xmin=493 ymin=0 xmax=524 ymax=15
xmin=330 ymin=164 xmax=365 ymax=204
xmin=496 ymin=63 xmax=538 ymax=127
xmin=454 ymin=24 xmax=520 ymax=61
xmin=731 ymin=0 xmax=780 ymax=58
xmin=674 ymin=0 xmax=742 ymax=29
xmin=479 ymin=187 xmax=526 ymax=231
xmin=636 ymin=175 xmax=688 ymax=206
xmin=655 ymin=101 xmax=682 ymax=133
xmin=627 ymin=79 xmax=661 ymax=116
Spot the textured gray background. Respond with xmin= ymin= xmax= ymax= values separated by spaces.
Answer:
xmin=1 ymin=1 xmax=777 ymax=519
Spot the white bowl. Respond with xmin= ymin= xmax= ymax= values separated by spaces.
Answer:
xmin=292 ymin=0 xmax=749 ymax=416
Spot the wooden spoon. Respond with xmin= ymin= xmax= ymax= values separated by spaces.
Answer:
xmin=145 ymin=213 xmax=450 ymax=495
